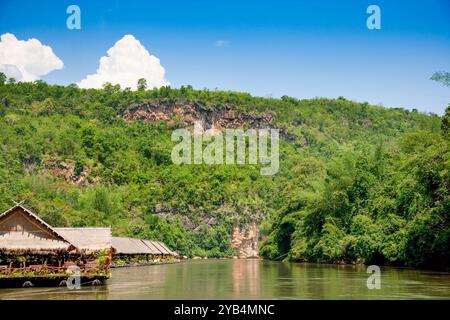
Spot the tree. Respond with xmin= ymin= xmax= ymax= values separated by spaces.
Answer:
xmin=0 ymin=72 xmax=6 ymax=85
xmin=431 ymin=71 xmax=450 ymax=136
xmin=137 ymin=78 xmax=147 ymax=91
xmin=442 ymin=105 xmax=450 ymax=137
xmin=431 ymin=71 xmax=450 ymax=87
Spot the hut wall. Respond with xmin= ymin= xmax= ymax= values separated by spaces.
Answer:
xmin=0 ymin=209 xmax=60 ymax=241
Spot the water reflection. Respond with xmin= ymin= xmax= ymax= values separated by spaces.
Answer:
xmin=1 ymin=260 xmax=450 ymax=300
xmin=232 ymin=259 xmax=260 ymax=298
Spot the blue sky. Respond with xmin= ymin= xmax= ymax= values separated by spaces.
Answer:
xmin=0 ymin=0 xmax=449 ymax=114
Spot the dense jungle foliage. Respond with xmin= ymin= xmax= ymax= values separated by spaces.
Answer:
xmin=0 ymin=73 xmax=448 ymax=270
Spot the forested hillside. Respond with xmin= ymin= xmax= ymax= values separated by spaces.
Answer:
xmin=0 ymin=75 xmax=448 ymax=270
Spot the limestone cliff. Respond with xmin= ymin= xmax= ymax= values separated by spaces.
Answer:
xmin=231 ymin=222 xmax=259 ymax=258
xmin=122 ymin=99 xmax=297 ymax=141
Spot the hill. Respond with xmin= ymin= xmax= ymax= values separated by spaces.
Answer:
xmin=0 ymin=79 xmax=448 ymax=269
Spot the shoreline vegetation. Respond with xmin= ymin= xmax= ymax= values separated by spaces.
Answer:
xmin=0 ymin=75 xmax=448 ymax=272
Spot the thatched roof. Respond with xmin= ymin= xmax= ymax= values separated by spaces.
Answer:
xmin=0 ymin=204 xmax=74 ymax=255
xmin=112 ymin=237 xmax=176 ymax=255
xmin=54 ymin=228 xmax=112 ymax=254
xmin=141 ymin=240 xmax=164 ymax=255
xmin=0 ymin=232 xmax=73 ymax=255
xmin=0 ymin=204 xmax=71 ymax=242
xmin=152 ymin=241 xmax=172 ymax=255
xmin=156 ymin=241 xmax=178 ymax=256
xmin=112 ymin=237 xmax=153 ymax=254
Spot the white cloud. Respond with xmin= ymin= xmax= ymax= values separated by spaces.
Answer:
xmin=0 ymin=64 xmax=23 ymax=80
xmin=78 ymin=34 xmax=169 ymax=90
xmin=0 ymin=33 xmax=63 ymax=81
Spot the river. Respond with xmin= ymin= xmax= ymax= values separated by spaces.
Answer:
xmin=1 ymin=260 xmax=450 ymax=300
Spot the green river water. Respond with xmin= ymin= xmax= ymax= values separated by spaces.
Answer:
xmin=1 ymin=259 xmax=450 ymax=300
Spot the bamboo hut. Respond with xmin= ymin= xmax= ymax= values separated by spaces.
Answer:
xmin=0 ymin=204 xmax=74 ymax=267
xmin=0 ymin=204 xmax=179 ymax=286
xmin=112 ymin=237 xmax=154 ymax=255
xmin=111 ymin=237 xmax=157 ymax=265
xmin=111 ymin=237 xmax=178 ymax=266
xmin=0 ymin=204 xmax=112 ymax=286
xmin=54 ymin=227 xmax=114 ymax=271
xmin=54 ymin=228 xmax=112 ymax=255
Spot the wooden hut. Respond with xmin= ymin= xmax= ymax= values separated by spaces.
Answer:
xmin=0 ymin=203 xmax=179 ymax=286
xmin=0 ymin=204 xmax=74 ymax=268
xmin=54 ymin=228 xmax=112 ymax=255
xmin=112 ymin=237 xmax=153 ymax=255
xmin=54 ymin=227 xmax=113 ymax=271
xmin=111 ymin=237 xmax=156 ymax=265
xmin=111 ymin=237 xmax=178 ymax=266
xmin=0 ymin=204 xmax=113 ymax=285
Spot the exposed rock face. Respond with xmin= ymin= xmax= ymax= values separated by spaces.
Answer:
xmin=123 ymin=100 xmax=273 ymax=129
xmin=231 ymin=222 xmax=259 ymax=259
xmin=43 ymin=160 xmax=96 ymax=186
xmin=122 ymin=99 xmax=296 ymax=141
